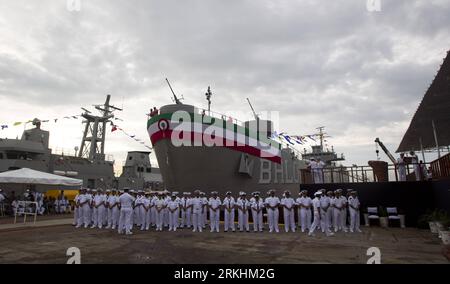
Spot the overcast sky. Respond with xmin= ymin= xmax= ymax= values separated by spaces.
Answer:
xmin=1 ymin=0 xmax=449 ymax=174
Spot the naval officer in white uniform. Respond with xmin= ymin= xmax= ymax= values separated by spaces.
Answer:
xmin=208 ymin=191 xmax=222 ymax=233
xmin=222 ymin=191 xmax=236 ymax=232
xmin=265 ymin=190 xmax=280 ymax=233
xmin=190 ymin=190 xmax=204 ymax=232
xmin=281 ymin=190 xmax=296 ymax=232
xmin=118 ymin=188 xmax=135 ymax=235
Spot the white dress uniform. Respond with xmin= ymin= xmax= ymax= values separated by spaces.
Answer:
xmin=134 ymin=195 xmax=143 ymax=227
xmin=319 ymin=196 xmax=331 ymax=233
xmin=223 ymin=196 xmax=236 ymax=232
xmin=154 ymin=198 xmax=167 ymax=231
xmin=139 ymin=195 xmax=148 ymax=230
xmin=151 ymin=195 xmax=158 ymax=227
xmin=93 ymin=194 xmax=106 ymax=228
xmin=397 ymin=157 xmax=407 ymax=181
xmin=341 ymin=195 xmax=348 ymax=231
xmin=73 ymin=194 xmax=80 ymax=225
xmin=118 ymin=192 xmax=136 ymax=234
xmin=281 ymin=196 xmax=296 ymax=232
xmin=411 ymin=154 xmax=421 ymax=180
xmin=180 ymin=197 xmax=192 ymax=228
xmin=163 ymin=195 xmax=171 ymax=227
xmin=167 ymin=199 xmax=180 ymax=231
xmin=237 ymin=197 xmax=250 ymax=231
xmin=140 ymin=196 xmax=151 ymax=231
xmin=348 ymin=195 xmax=361 ymax=232
xmin=251 ymin=198 xmax=264 ymax=232
xmin=264 ymin=196 xmax=280 ymax=233
xmin=208 ymin=196 xmax=222 ymax=233
xmin=311 ymin=161 xmax=324 ymax=184
xmin=90 ymin=194 xmax=97 ymax=225
xmin=328 ymin=196 xmax=336 ymax=230
xmin=106 ymin=194 xmax=114 ymax=229
xmin=333 ymin=196 xmax=345 ymax=232
xmin=77 ymin=193 xmax=92 ymax=228
xmin=296 ymin=196 xmax=312 ymax=232
xmin=189 ymin=197 xmax=204 ymax=232
xmin=308 ymin=196 xmax=321 ymax=235
xmin=201 ymin=196 xmax=208 ymax=228
xmin=109 ymin=194 xmax=120 ymax=229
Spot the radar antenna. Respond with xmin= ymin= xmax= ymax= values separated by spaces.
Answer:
xmin=205 ymin=86 xmax=212 ymax=113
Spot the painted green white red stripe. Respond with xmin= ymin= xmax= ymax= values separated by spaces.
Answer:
xmin=147 ymin=112 xmax=282 ymax=163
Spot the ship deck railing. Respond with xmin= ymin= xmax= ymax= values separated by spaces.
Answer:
xmin=300 ymin=162 xmax=434 ymax=184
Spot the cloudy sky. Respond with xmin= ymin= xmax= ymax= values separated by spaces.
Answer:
xmin=0 ymin=0 xmax=449 ymax=174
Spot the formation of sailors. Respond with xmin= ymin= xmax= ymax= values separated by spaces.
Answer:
xmin=73 ymin=188 xmax=361 ymax=236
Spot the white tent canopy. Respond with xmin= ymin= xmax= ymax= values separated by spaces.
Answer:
xmin=0 ymin=168 xmax=82 ymax=186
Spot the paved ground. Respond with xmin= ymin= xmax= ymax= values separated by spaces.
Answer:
xmin=0 ymin=216 xmax=448 ymax=264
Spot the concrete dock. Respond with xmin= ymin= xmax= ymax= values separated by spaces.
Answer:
xmin=0 ymin=215 xmax=448 ymax=264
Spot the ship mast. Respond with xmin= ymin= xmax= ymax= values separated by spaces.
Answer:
xmin=78 ymin=94 xmax=122 ymax=161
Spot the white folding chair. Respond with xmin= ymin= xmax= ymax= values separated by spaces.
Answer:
xmin=367 ymin=207 xmax=380 ymax=226
xmin=386 ymin=207 xmax=400 ymax=227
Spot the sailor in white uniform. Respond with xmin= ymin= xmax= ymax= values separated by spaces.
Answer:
xmin=265 ymin=190 xmax=280 ymax=233
xmin=208 ymin=191 xmax=222 ymax=233
xmin=237 ymin=192 xmax=250 ymax=232
xmin=281 ymin=190 xmax=296 ymax=232
xmin=107 ymin=189 xmax=120 ymax=229
xmin=76 ymin=188 xmax=91 ymax=228
xmin=348 ymin=191 xmax=362 ymax=233
xmin=118 ymin=188 xmax=136 ymax=235
xmin=105 ymin=190 xmax=112 ymax=229
xmin=251 ymin=192 xmax=264 ymax=232
xmin=397 ymin=153 xmax=407 ymax=181
xmin=200 ymin=192 xmax=208 ymax=229
xmin=73 ymin=190 xmax=80 ymax=225
xmin=90 ymin=189 xmax=99 ymax=228
xmin=309 ymin=192 xmax=324 ymax=236
xmin=167 ymin=193 xmax=180 ymax=231
xmin=86 ymin=189 xmax=93 ymax=226
xmin=326 ymin=191 xmax=335 ymax=231
xmin=222 ymin=191 xmax=236 ymax=232
xmin=94 ymin=189 xmax=107 ymax=229
xmin=180 ymin=192 xmax=191 ymax=228
xmin=190 ymin=190 xmax=204 ymax=232
xmin=333 ymin=189 xmax=345 ymax=232
xmin=140 ymin=191 xmax=151 ymax=231
xmin=410 ymin=151 xmax=421 ymax=181
xmin=296 ymin=190 xmax=312 ymax=233
xmin=163 ymin=191 xmax=171 ymax=228
xmin=150 ymin=191 xmax=158 ymax=227
xmin=136 ymin=190 xmax=145 ymax=228
xmin=319 ymin=190 xmax=333 ymax=235
xmin=153 ymin=192 xmax=166 ymax=231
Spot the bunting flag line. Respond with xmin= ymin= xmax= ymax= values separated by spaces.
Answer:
xmin=110 ymin=122 xmax=153 ymax=151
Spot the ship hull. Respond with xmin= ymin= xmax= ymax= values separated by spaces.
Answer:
xmin=149 ymin=104 xmax=306 ymax=195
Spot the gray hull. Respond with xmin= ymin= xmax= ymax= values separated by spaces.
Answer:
xmin=151 ymin=104 xmax=306 ymax=195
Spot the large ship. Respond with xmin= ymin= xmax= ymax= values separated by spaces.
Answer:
xmin=147 ymin=81 xmax=319 ymax=194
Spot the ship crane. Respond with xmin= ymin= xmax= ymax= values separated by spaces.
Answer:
xmin=165 ymin=78 xmax=183 ymax=105
xmin=374 ymin=138 xmax=397 ymax=164
xmin=246 ymin=98 xmax=259 ymax=121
